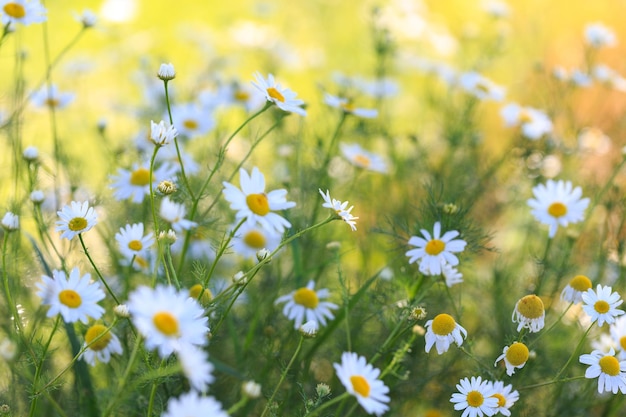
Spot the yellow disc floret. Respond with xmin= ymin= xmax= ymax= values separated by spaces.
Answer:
xmin=130 ymin=167 xmax=151 ymax=186
xmin=466 ymin=390 xmax=484 ymax=407
xmin=183 ymin=119 xmax=198 ymax=130
xmin=505 ymin=342 xmax=529 ymax=366
xmin=353 ymin=154 xmax=371 ymax=167
xmin=246 ymin=193 xmax=270 ymax=216
xmin=569 ymin=275 xmax=592 ymax=292
xmin=243 ymin=230 xmax=266 ymax=249
xmin=189 ymin=284 xmax=213 ymax=304
xmin=4 ymin=3 xmax=25 ymax=18
xmin=431 ymin=313 xmax=456 ymax=336
xmin=267 ymin=87 xmax=285 ymax=102
xmin=293 ymin=288 xmax=319 ymax=309
xmin=599 ymin=355 xmax=620 ymax=376
xmin=85 ymin=324 xmax=112 ymax=351
xmin=548 ymin=202 xmax=567 ymax=218
xmin=425 ymin=239 xmax=445 ymax=255
xmin=128 ymin=240 xmax=143 ymax=251
xmin=153 ymin=312 xmax=179 ymax=336
xmin=68 ymin=217 xmax=88 ymax=231
xmin=594 ymin=300 xmax=610 ymax=314
xmin=491 ymin=393 xmax=506 ymax=407
xmin=517 ymin=295 xmax=544 ymax=319
xmin=350 ymin=375 xmax=370 ymax=397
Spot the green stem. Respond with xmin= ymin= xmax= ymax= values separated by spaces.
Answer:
xmin=28 ymin=316 xmax=60 ymax=417
xmin=303 ymin=392 xmax=350 ymax=417
xmin=535 ymin=237 xmax=553 ymax=295
xmin=103 ymin=336 xmax=142 ymax=417
xmin=201 ymin=218 xmax=246 ymax=289
xmin=79 ymin=234 xmax=120 ymax=304
xmin=146 ymin=360 xmax=166 ymax=416
xmin=553 ymin=323 xmax=594 ymax=381
xmin=1 ymin=233 xmax=25 ymax=336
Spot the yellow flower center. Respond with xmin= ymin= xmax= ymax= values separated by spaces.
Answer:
xmin=45 ymin=98 xmax=60 ymax=108
xmin=518 ymin=110 xmax=533 ymax=124
xmin=130 ymin=167 xmax=151 ymax=186
xmin=425 ymin=239 xmax=445 ymax=256
xmin=267 ymin=87 xmax=285 ymax=102
xmin=134 ymin=256 xmax=148 ymax=269
xmin=234 ymin=90 xmax=250 ymax=101
xmin=475 ymin=81 xmax=490 ymax=93
xmin=620 ymin=336 xmax=626 ymax=351
xmin=431 ymin=313 xmax=456 ymax=336
xmin=424 ymin=411 xmax=443 ymax=417
xmin=153 ymin=312 xmax=179 ymax=336
xmin=59 ymin=289 xmax=82 ymax=308
xmin=4 ymin=3 xmax=25 ymax=18
xmin=189 ymin=284 xmax=213 ymax=304
xmin=183 ymin=119 xmax=198 ymax=130
xmin=491 ymin=393 xmax=506 ymax=407
xmin=505 ymin=342 xmax=529 ymax=366
xmin=548 ymin=202 xmax=567 ymax=218
xmin=594 ymin=300 xmax=610 ymax=314
xmin=341 ymin=102 xmax=355 ymax=113
xmin=466 ymin=390 xmax=484 ymax=407
xmin=350 ymin=375 xmax=370 ymax=397
xmin=570 ymin=275 xmax=592 ymax=292
xmin=599 ymin=355 xmax=621 ymax=376
xmin=293 ymin=288 xmax=319 ymax=309
xmin=243 ymin=230 xmax=266 ymax=249
xmin=246 ymin=193 xmax=270 ymax=216
xmin=68 ymin=217 xmax=88 ymax=232
xmin=128 ymin=240 xmax=143 ymax=251
xmin=85 ymin=324 xmax=112 ymax=351
xmin=517 ymin=295 xmax=544 ymax=319
xmin=353 ymin=154 xmax=371 ymax=167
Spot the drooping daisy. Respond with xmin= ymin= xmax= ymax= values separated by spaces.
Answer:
xmin=80 ymin=324 xmax=123 ymax=366
xmin=333 ymin=352 xmax=390 ymax=416
xmin=406 ymin=222 xmax=467 ymax=276
xmin=160 ymin=198 xmax=198 ymax=233
xmin=231 ymin=221 xmax=282 ymax=260
xmin=251 ymin=72 xmax=306 ymax=116
xmin=450 ymin=376 xmax=498 ymax=417
xmin=36 ymin=267 xmax=105 ymax=324
xmin=527 ymin=179 xmax=590 ymax=238
xmin=115 ymin=223 xmax=154 ymax=259
xmin=222 ymin=167 xmax=296 ymax=234
xmin=127 ymin=285 xmax=209 ymax=358
xmin=170 ymin=103 xmax=215 ymax=138
xmin=494 ymin=342 xmax=529 ymax=376
xmin=275 ymin=280 xmax=338 ymax=329
xmin=111 ymin=163 xmax=176 ymax=204
xmin=340 ymin=143 xmax=388 ymax=173
xmin=579 ymin=348 xmax=626 ymax=394
xmin=30 ymin=84 xmax=74 ymax=110
xmin=0 ymin=0 xmax=46 ymax=26
xmin=319 ymin=189 xmax=359 ymax=231
xmin=584 ymin=22 xmax=617 ymax=49
xmin=582 ymin=284 xmax=624 ymax=327
xmin=610 ymin=316 xmax=626 ymax=359
xmin=424 ymin=313 xmax=467 ymax=354
xmin=162 ymin=391 xmax=229 ymax=417
xmin=457 ymin=71 xmax=505 ymax=101
xmin=324 ymin=93 xmax=378 ymax=118
xmin=177 ymin=344 xmax=214 ymax=393
xmin=486 ymin=381 xmax=519 ymax=417
xmin=500 ymin=103 xmax=553 ymax=140
xmin=150 ymin=119 xmax=178 ymax=146
xmin=442 ymin=264 xmax=463 ymax=287
xmin=512 ymin=294 xmax=545 ymax=333
xmin=561 ymin=274 xmax=592 ymax=303
xmin=56 ymin=201 xmax=97 ymax=240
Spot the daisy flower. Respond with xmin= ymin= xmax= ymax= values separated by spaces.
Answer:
xmin=494 ymin=342 xmax=529 ymax=376
xmin=527 ymin=179 xmax=590 ymax=238
xmin=275 ymin=280 xmax=338 ymax=329
xmin=150 ymin=119 xmax=178 ymax=146
xmin=222 ymin=167 xmax=296 ymax=234
xmin=158 ymin=62 xmax=176 ymax=81
xmin=424 ymin=313 xmax=467 ymax=354
xmin=115 ymin=223 xmax=154 ymax=259
xmin=582 ymin=284 xmax=624 ymax=327
xmin=80 ymin=324 xmax=123 ymax=366
xmin=36 ymin=267 xmax=105 ymax=324
xmin=127 ymin=285 xmax=209 ymax=358
xmin=231 ymin=221 xmax=282 ymax=260
xmin=252 ymin=72 xmax=306 ymax=116
xmin=340 ymin=143 xmax=388 ymax=173
xmin=486 ymin=381 xmax=519 ymax=417
xmin=579 ymin=348 xmax=626 ymax=394
xmin=1 ymin=211 xmax=19 ymax=231
xmin=450 ymin=376 xmax=498 ymax=417
xmin=324 ymin=93 xmax=378 ymax=118
xmin=500 ymin=103 xmax=553 ymax=140
xmin=512 ymin=294 xmax=545 ymax=333
xmin=170 ymin=103 xmax=215 ymax=138
xmin=31 ymin=84 xmax=74 ymax=110
xmin=584 ymin=22 xmax=617 ymax=48
xmin=160 ymin=198 xmax=198 ymax=233
xmin=319 ymin=189 xmax=359 ymax=231
xmin=56 ymin=201 xmax=97 ymax=240
xmin=162 ymin=391 xmax=229 ymax=417
xmin=333 ymin=352 xmax=390 ymax=416
xmin=406 ymin=222 xmax=467 ymax=276
xmin=442 ymin=264 xmax=463 ymax=287
xmin=210 ymin=80 xmax=266 ymax=112
xmin=561 ymin=274 xmax=592 ymax=303
xmin=610 ymin=316 xmax=626 ymax=359
xmin=0 ymin=0 xmax=46 ymax=26
xmin=177 ymin=344 xmax=214 ymax=393
xmin=110 ymin=163 xmax=176 ymax=204
xmin=457 ymin=71 xmax=505 ymax=101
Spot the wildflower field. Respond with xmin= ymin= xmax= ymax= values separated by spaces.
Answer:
xmin=3 ymin=0 xmax=626 ymax=416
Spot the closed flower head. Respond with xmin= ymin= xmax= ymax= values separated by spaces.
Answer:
xmin=512 ymin=295 xmax=545 ymax=333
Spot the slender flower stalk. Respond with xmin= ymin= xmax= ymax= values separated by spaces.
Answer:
xmin=78 ymin=234 xmax=120 ymax=304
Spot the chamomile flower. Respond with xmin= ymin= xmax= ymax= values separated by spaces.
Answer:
xmin=610 ymin=316 xmax=626 ymax=359
xmin=31 ymin=84 xmax=74 ymax=109
xmin=150 ymin=119 xmax=178 ymax=146
xmin=442 ymin=264 xmax=464 ymax=287
xmin=170 ymin=103 xmax=215 ymax=138
xmin=527 ymin=179 xmax=590 ymax=238
xmin=160 ymin=198 xmax=197 ymax=233
xmin=231 ymin=221 xmax=282 ymax=260
xmin=252 ymin=72 xmax=306 ymax=116
xmin=319 ymin=189 xmax=359 ymax=231
xmin=162 ymin=391 xmax=229 ymax=417
xmin=424 ymin=313 xmax=467 ymax=354
xmin=500 ymin=103 xmax=553 ymax=140
xmin=80 ymin=324 xmax=123 ymax=366
xmin=1 ymin=211 xmax=19 ymax=231
xmin=36 ymin=267 xmax=105 ymax=324
xmin=110 ymin=163 xmax=176 ymax=204
xmin=450 ymin=376 xmax=498 ymax=417
xmin=458 ymin=71 xmax=505 ymax=101
xmin=158 ymin=62 xmax=176 ymax=81
xmin=406 ymin=222 xmax=467 ymax=276
xmin=275 ymin=280 xmax=338 ymax=329
xmin=486 ymin=381 xmax=519 ymax=417
xmin=177 ymin=344 xmax=214 ymax=393
xmin=333 ymin=352 xmax=390 ymax=416
xmin=115 ymin=223 xmax=154 ymax=259
xmin=0 ymin=0 xmax=46 ymax=26
xmin=582 ymin=285 xmax=624 ymax=327
xmin=512 ymin=295 xmax=545 ymax=333
xmin=561 ymin=274 xmax=592 ymax=303
xmin=127 ymin=285 xmax=209 ymax=358
xmin=340 ymin=143 xmax=388 ymax=173
xmin=222 ymin=167 xmax=296 ymax=234
xmin=56 ymin=201 xmax=97 ymax=240
xmin=579 ymin=348 xmax=626 ymax=394
xmin=324 ymin=93 xmax=378 ymax=118
xmin=584 ymin=22 xmax=617 ymax=48
xmin=494 ymin=342 xmax=529 ymax=376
